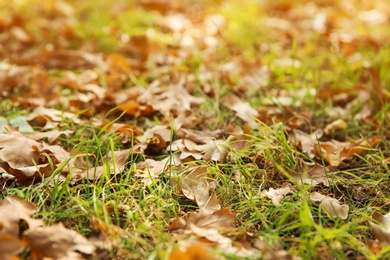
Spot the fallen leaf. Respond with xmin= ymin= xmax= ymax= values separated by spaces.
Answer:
xmin=292 ymin=130 xmax=382 ymax=167
xmin=169 ymin=244 xmax=215 ymax=260
xmin=291 ymin=129 xmax=323 ymax=159
xmin=0 ymin=234 xmax=24 ymax=260
xmin=23 ymin=223 xmax=95 ymax=259
xmin=135 ymin=156 xmax=179 ymax=185
xmin=222 ymin=93 xmax=259 ymax=128
xmin=324 ymin=119 xmax=348 ymax=135
xmin=175 ymin=166 xmax=220 ymax=213
xmin=315 ymin=137 xmax=382 ymax=167
xmin=309 ymin=192 xmax=349 ymax=219
xmin=0 ymin=196 xmax=44 ymax=236
xmin=76 ymin=149 xmax=130 ymax=180
xmin=15 ymin=49 xmax=106 ymax=71
xmin=261 ymin=182 xmax=293 ymax=206
xmin=292 ymin=160 xmax=335 ymax=187
xmin=168 ymin=208 xmax=236 ymax=232
xmin=202 ymin=140 xmax=228 ymax=163
xmin=188 ymin=208 xmax=236 ymax=229
xmin=369 ymin=211 xmax=390 ymax=245
xmin=28 ymin=130 xmax=74 ymax=143
xmin=0 ymin=131 xmax=42 ymax=169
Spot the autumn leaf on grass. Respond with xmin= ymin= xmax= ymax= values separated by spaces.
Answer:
xmin=168 ymin=209 xmax=272 ymax=258
xmin=309 ymin=192 xmax=349 ymax=219
xmin=203 ymin=126 xmax=254 ymax=163
xmin=171 ymin=138 xmax=209 ymax=161
xmin=74 ymin=149 xmax=130 ymax=180
xmin=57 ymin=70 xmax=99 ymax=91
xmin=26 ymin=106 xmax=82 ymax=129
xmin=172 ymin=165 xmax=220 ymax=213
xmin=168 ymin=208 xmax=236 ymax=232
xmin=0 ymin=132 xmax=54 ymax=182
xmin=15 ymin=49 xmax=106 ymax=70
xmin=369 ymin=212 xmax=390 ymax=244
xmin=261 ymin=182 xmax=293 ymax=206
xmin=117 ymin=100 xmax=155 ymax=117
xmin=202 ymin=140 xmax=228 ymax=163
xmin=252 ymin=237 xmax=302 ymax=260
xmin=314 ymin=137 xmax=382 ymax=167
xmin=170 ymin=243 xmax=215 ymax=260
xmin=290 ymin=129 xmax=323 ymax=159
xmin=137 ymin=77 xmax=205 ymax=117
xmin=0 ymin=63 xmax=53 ymax=100
xmin=0 ymin=196 xmax=44 ymax=237
xmin=291 ymin=130 xmax=382 ymax=167
xmin=28 ymin=130 xmax=74 ymax=143
xmin=135 ymin=156 xmax=180 ymax=185
xmin=0 ymin=234 xmax=24 ymax=260
xmin=102 ymin=122 xmax=143 ymax=144
xmin=176 ymin=128 xmax=224 ymax=143
xmin=171 ymin=128 xmax=228 ymax=163
xmin=324 ymin=119 xmax=348 ymax=135
xmin=0 ymin=131 xmax=74 ymax=183
xmin=222 ymin=93 xmax=259 ymax=128
xmin=291 ymin=159 xmax=335 ymax=187
xmin=0 ymin=131 xmax=42 ymax=169
xmin=23 ymin=223 xmax=95 ymax=259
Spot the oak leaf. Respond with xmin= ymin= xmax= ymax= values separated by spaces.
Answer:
xmin=0 ymin=196 xmax=44 ymax=237
xmin=369 ymin=212 xmax=390 ymax=244
xmin=23 ymin=223 xmax=95 ymax=259
xmin=261 ymin=182 xmax=293 ymax=206
xmin=310 ymin=192 xmax=349 ymax=219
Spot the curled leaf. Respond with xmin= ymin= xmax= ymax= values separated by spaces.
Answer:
xmin=369 ymin=212 xmax=390 ymax=244
xmin=310 ymin=192 xmax=349 ymax=219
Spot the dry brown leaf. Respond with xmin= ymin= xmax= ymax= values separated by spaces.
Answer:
xmin=292 ymin=160 xmax=335 ymax=187
xmin=0 ymin=133 xmax=73 ymax=183
xmin=23 ymin=223 xmax=95 ymax=259
xmin=188 ymin=208 xmax=236 ymax=229
xmin=315 ymin=137 xmax=382 ymax=167
xmin=168 ymin=208 xmax=236 ymax=232
xmin=369 ymin=211 xmax=390 ymax=245
xmin=177 ymin=167 xmax=209 ymax=204
xmin=15 ymin=49 xmax=106 ymax=71
xmin=261 ymin=182 xmax=293 ymax=206
xmin=309 ymin=192 xmax=349 ymax=219
xmin=222 ymin=93 xmax=259 ymax=128
xmin=0 ymin=131 xmax=42 ymax=169
xmin=171 ymin=138 xmax=213 ymax=161
xmin=135 ymin=156 xmax=178 ymax=185
xmin=169 ymin=243 xmax=215 ymax=260
xmin=0 ymin=234 xmax=24 ymax=260
xmin=0 ymin=196 xmax=44 ymax=236
xmin=76 ymin=149 xmax=130 ymax=180
xmin=0 ymin=63 xmax=52 ymax=99
xmin=28 ymin=130 xmax=74 ymax=143
xmin=324 ymin=119 xmax=348 ymax=135
xmin=106 ymin=53 xmax=132 ymax=75
xmin=137 ymin=77 xmax=205 ymax=117
xmin=143 ymin=125 xmax=171 ymax=142
xmin=291 ymin=129 xmax=322 ymax=159
xmin=26 ymin=106 xmax=82 ymax=128
xmin=292 ymin=130 xmax=382 ymax=167
xmin=253 ymin=237 xmax=302 ymax=260
xmin=203 ymin=140 xmax=228 ymax=163
xmin=175 ymin=166 xmax=220 ymax=213
xmin=176 ymin=128 xmax=223 ymax=143
xmin=57 ymin=70 xmax=99 ymax=90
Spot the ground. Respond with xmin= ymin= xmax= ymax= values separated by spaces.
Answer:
xmin=1 ymin=0 xmax=390 ymax=259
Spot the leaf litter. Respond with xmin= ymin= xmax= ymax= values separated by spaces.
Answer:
xmin=0 ymin=0 xmax=389 ymax=258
